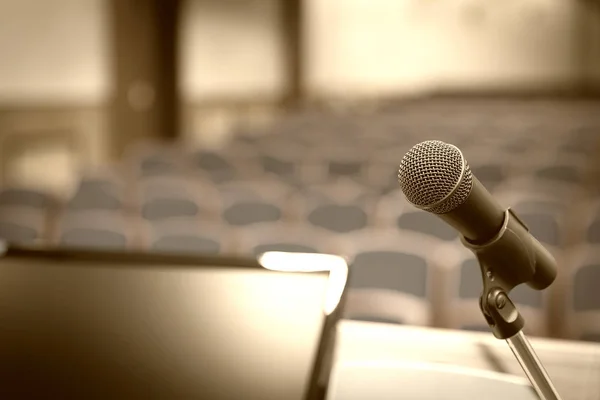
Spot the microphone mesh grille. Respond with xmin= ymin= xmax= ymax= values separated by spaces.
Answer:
xmin=398 ymin=140 xmax=473 ymax=214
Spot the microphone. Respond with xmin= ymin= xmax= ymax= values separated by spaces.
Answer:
xmin=397 ymin=140 xmax=556 ymax=291
xmin=398 ymin=140 xmax=504 ymax=244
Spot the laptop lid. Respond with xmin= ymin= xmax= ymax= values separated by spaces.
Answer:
xmin=0 ymin=246 xmax=349 ymax=400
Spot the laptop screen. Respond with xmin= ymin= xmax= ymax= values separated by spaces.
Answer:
xmin=0 ymin=254 xmax=341 ymax=399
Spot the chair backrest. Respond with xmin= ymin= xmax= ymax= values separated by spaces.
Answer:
xmin=219 ymin=179 xmax=298 ymax=226
xmin=67 ymin=177 xmax=125 ymax=211
xmin=451 ymin=256 xmax=549 ymax=336
xmin=137 ymin=175 xmax=221 ymax=221
xmin=396 ymin=210 xmax=459 ymax=242
xmin=54 ymin=210 xmax=136 ymax=250
xmin=336 ymin=229 xmax=449 ymax=326
xmin=560 ymin=253 xmax=600 ymax=342
xmin=123 ymin=139 xmax=187 ymax=177
xmin=0 ymin=187 xmax=53 ymax=209
xmin=0 ymin=206 xmax=48 ymax=245
xmin=299 ymin=179 xmax=376 ymax=234
xmin=143 ymin=219 xmax=236 ymax=256
xmin=235 ymin=222 xmax=340 ymax=257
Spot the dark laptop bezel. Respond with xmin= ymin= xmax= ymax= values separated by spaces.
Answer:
xmin=0 ymin=243 xmax=350 ymax=400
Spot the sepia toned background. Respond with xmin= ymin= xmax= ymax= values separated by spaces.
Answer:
xmin=1 ymin=0 xmax=600 ymax=342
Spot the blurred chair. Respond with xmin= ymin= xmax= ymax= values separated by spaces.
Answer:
xmin=365 ymin=144 xmax=410 ymax=168
xmin=500 ymin=135 xmax=542 ymax=156
xmin=298 ymin=179 xmax=375 ymax=235
xmin=192 ymin=149 xmax=236 ymax=180
xmin=143 ymin=218 xmax=236 ymax=255
xmin=304 ymin=145 xmax=371 ymax=185
xmin=568 ymin=261 xmax=600 ymax=342
xmin=0 ymin=206 xmax=48 ymax=245
xmin=0 ymin=187 xmax=54 ymax=209
xmin=139 ymin=154 xmax=180 ymax=176
xmin=460 ymin=143 xmax=535 ymax=182
xmin=363 ymin=163 xmax=402 ymax=195
xmin=444 ymin=256 xmax=550 ymax=337
xmin=66 ymin=171 xmax=126 ymax=212
xmin=336 ymin=229 xmax=443 ymax=326
xmin=374 ymin=189 xmax=459 ymax=242
xmin=556 ymin=124 xmax=600 ymax=155
xmin=123 ymin=139 xmax=187 ymax=177
xmin=189 ymin=145 xmax=262 ymax=183
xmin=358 ymin=120 xmax=419 ymax=149
xmin=219 ymin=179 xmax=298 ymax=227
xmin=396 ymin=210 xmax=459 ymax=242
xmin=560 ymin=198 xmax=600 ymax=341
xmin=535 ymin=165 xmax=585 ymax=187
xmin=54 ymin=210 xmax=137 ymax=250
xmin=469 ymin=164 xmax=508 ymax=194
xmin=494 ymin=177 xmax=587 ymax=213
xmin=510 ymin=200 xmax=565 ymax=249
xmin=372 ymin=189 xmax=409 ymax=228
xmin=0 ymin=187 xmax=55 ymax=245
xmin=138 ymin=175 xmax=221 ymax=222
xmin=235 ymin=222 xmax=341 ymax=257
xmin=255 ymin=139 xmax=316 ymax=186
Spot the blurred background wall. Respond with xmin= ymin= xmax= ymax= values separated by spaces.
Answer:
xmin=0 ymin=0 xmax=110 ymax=194
xmin=0 ymin=0 xmax=599 ymax=194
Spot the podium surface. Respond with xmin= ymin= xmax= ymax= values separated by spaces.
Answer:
xmin=328 ymin=360 xmax=538 ymax=400
xmin=330 ymin=321 xmax=600 ymax=400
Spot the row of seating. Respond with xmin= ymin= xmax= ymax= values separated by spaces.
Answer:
xmin=0 ymin=177 xmax=588 ymax=246
xmin=1 ymin=99 xmax=599 ymax=342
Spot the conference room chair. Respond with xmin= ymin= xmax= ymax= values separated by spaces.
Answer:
xmin=66 ymin=173 xmax=126 ymax=212
xmin=235 ymin=222 xmax=341 ymax=257
xmin=447 ymin=256 xmax=550 ymax=337
xmin=500 ymin=134 xmax=543 ymax=156
xmin=469 ymin=164 xmax=508 ymax=194
xmin=395 ymin=210 xmax=460 ymax=243
xmin=535 ymin=165 xmax=585 ymax=187
xmin=559 ymin=198 xmax=600 ymax=341
xmin=143 ymin=218 xmax=236 ymax=256
xmin=219 ymin=178 xmax=298 ymax=227
xmin=304 ymin=145 xmax=370 ymax=185
xmin=372 ymin=189 xmax=410 ymax=228
xmin=560 ymin=132 xmax=600 ymax=158
xmin=0 ymin=206 xmax=49 ymax=245
xmin=123 ymin=139 xmax=188 ymax=178
xmin=361 ymin=162 xmax=403 ymax=196
xmin=336 ymin=228 xmax=441 ymax=327
xmin=189 ymin=144 xmax=264 ymax=183
xmin=494 ymin=176 xmax=587 ymax=217
xmin=54 ymin=210 xmax=138 ymax=250
xmin=138 ymin=175 xmax=221 ymax=222
xmin=513 ymin=200 xmax=565 ymax=246
xmin=0 ymin=187 xmax=54 ymax=209
xmin=569 ymin=262 xmax=600 ymax=343
xmin=255 ymin=139 xmax=317 ymax=187
xmin=299 ymin=178 xmax=375 ymax=235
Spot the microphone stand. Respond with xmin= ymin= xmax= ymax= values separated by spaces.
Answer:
xmin=462 ymin=209 xmax=563 ymax=400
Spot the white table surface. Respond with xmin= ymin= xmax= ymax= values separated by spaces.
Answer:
xmin=329 ymin=321 xmax=600 ymax=400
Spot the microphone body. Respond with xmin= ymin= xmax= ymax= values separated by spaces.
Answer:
xmin=437 ymin=175 xmax=504 ymax=245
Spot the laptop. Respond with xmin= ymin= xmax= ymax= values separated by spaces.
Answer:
xmin=0 ymin=245 xmax=349 ymax=399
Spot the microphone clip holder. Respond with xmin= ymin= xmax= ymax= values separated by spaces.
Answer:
xmin=460 ymin=208 xmax=562 ymax=400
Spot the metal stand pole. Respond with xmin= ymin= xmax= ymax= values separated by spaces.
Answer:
xmin=459 ymin=209 xmax=563 ymax=400
xmin=507 ymin=331 xmax=561 ymax=400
